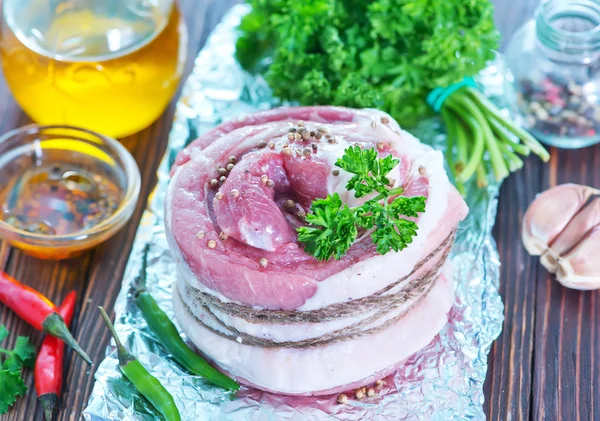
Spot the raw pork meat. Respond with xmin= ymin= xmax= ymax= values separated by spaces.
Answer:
xmin=165 ymin=106 xmax=468 ymax=395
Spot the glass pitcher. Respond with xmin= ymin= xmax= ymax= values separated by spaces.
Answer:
xmin=0 ymin=0 xmax=188 ymax=138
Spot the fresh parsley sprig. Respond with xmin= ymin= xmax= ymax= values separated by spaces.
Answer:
xmin=0 ymin=325 xmax=36 ymax=414
xmin=297 ymin=146 xmax=426 ymax=261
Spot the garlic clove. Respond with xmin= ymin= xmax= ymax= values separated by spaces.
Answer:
xmin=542 ymin=198 xmax=600 ymax=274
xmin=540 ymin=248 xmax=560 ymax=274
xmin=522 ymin=184 xmax=599 ymax=256
xmin=556 ymin=225 xmax=600 ymax=290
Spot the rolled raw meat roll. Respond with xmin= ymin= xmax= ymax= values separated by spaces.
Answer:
xmin=165 ymin=106 xmax=468 ymax=395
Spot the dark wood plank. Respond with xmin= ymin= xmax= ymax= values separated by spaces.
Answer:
xmin=484 ymin=156 xmax=542 ymax=421
xmin=531 ymin=146 xmax=600 ymax=421
xmin=0 ymin=1 xmax=237 ymax=420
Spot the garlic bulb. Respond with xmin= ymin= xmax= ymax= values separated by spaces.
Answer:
xmin=522 ymin=184 xmax=599 ymax=256
xmin=556 ymin=226 xmax=600 ymax=290
xmin=522 ymin=183 xmax=600 ymax=290
xmin=540 ymin=198 xmax=600 ymax=273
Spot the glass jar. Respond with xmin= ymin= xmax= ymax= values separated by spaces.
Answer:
xmin=505 ymin=0 xmax=600 ymax=149
xmin=0 ymin=0 xmax=188 ymax=138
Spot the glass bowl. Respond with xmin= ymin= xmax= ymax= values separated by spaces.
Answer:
xmin=0 ymin=125 xmax=141 ymax=259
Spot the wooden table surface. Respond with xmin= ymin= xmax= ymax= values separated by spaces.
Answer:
xmin=1 ymin=0 xmax=595 ymax=420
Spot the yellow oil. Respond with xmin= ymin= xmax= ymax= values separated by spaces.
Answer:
xmin=0 ymin=3 xmax=187 ymax=138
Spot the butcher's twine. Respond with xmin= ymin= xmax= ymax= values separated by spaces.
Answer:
xmin=178 ymin=231 xmax=456 ymax=349
xmin=427 ymin=77 xmax=477 ymax=112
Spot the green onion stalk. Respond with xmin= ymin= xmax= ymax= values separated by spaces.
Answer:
xmin=438 ymin=86 xmax=550 ymax=194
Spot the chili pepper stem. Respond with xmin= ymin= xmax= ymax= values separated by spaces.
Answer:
xmin=38 ymin=394 xmax=57 ymax=421
xmin=99 ymin=307 xmax=182 ymax=421
xmin=98 ymin=307 xmax=133 ymax=367
xmin=42 ymin=313 xmax=92 ymax=366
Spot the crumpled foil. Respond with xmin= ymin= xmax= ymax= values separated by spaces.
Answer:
xmin=83 ymin=4 xmax=504 ymax=420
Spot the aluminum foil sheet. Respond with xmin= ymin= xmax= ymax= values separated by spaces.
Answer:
xmin=84 ymin=4 xmax=504 ymax=420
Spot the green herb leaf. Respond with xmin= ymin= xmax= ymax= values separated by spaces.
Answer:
xmin=0 ymin=370 xmax=27 ymax=414
xmin=335 ymin=146 xmax=399 ymax=197
xmin=0 ymin=326 xmax=34 ymax=414
xmin=11 ymin=337 xmax=36 ymax=370
xmin=388 ymin=196 xmax=427 ymax=219
xmin=297 ymin=194 xmax=358 ymax=261
xmin=372 ymin=219 xmax=420 ymax=255
xmin=297 ymin=148 xmax=426 ymax=260
xmin=236 ymin=0 xmax=499 ymax=126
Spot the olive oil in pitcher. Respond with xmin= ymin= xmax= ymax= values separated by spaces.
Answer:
xmin=0 ymin=0 xmax=187 ymax=138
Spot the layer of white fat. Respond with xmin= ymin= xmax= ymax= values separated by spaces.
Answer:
xmin=172 ymin=262 xmax=455 ymax=394
xmin=299 ymin=127 xmax=453 ymax=310
xmin=176 ymin=266 xmax=441 ymax=343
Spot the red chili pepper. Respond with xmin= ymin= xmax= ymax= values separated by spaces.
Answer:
xmin=0 ymin=272 xmax=91 ymax=365
xmin=35 ymin=291 xmax=76 ymax=421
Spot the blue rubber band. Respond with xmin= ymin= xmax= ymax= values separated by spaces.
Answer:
xmin=426 ymin=77 xmax=477 ymax=112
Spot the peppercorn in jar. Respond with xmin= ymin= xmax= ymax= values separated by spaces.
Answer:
xmin=505 ymin=0 xmax=600 ymax=149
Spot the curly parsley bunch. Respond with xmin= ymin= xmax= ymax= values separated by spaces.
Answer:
xmin=236 ymin=0 xmax=499 ymax=126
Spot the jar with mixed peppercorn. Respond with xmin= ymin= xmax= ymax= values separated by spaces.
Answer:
xmin=505 ymin=0 xmax=600 ymax=149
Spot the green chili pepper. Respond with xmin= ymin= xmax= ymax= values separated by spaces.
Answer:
xmin=132 ymin=245 xmax=240 ymax=391
xmin=98 ymin=307 xmax=181 ymax=421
